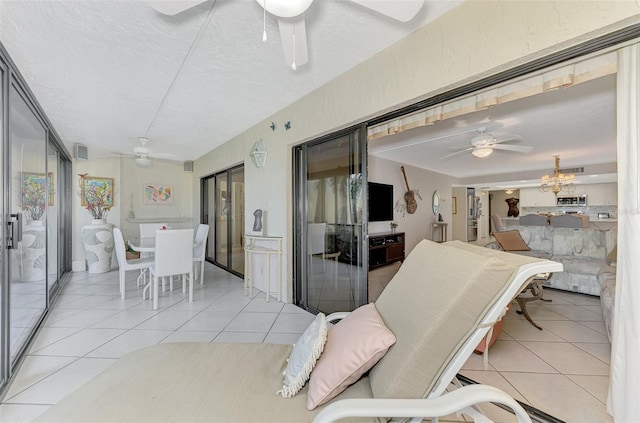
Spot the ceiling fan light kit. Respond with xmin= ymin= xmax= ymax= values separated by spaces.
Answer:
xmin=471 ymin=147 xmax=493 ymax=158
xmin=135 ymin=157 xmax=153 ymax=168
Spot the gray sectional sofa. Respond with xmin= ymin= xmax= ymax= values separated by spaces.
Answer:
xmin=487 ymin=225 xmax=617 ymax=296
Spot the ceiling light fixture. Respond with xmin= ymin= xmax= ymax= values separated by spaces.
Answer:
xmin=471 ymin=147 xmax=493 ymax=158
xmin=505 ymin=189 xmax=514 ymax=195
xmin=135 ymin=157 xmax=152 ymax=168
xmin=540 ymin=155 xmax=575 ymax=196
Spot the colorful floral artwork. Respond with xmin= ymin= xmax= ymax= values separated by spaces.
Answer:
xmin=21 ymin=173 xmax=54 ymax=220
xmin=80 ymin=176 xmax=113 ymax=219
xmin=144 ymin=184 xmax=173 ymax=205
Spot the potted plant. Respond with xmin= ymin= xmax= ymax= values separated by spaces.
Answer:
xmin=389 ymin=222 xmax=398 ymax=233
xmin=126 ymin=243 xmax=140 ymax=260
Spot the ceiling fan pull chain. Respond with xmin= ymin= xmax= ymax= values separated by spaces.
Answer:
xmin=291 ymin=25 xmax=297 ymax=70
xmin=262 ymin=0 xmax=267 ymax=42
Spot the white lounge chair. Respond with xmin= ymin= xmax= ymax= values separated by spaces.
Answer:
xmin=37 ymin=240 xmax=561 ymax=422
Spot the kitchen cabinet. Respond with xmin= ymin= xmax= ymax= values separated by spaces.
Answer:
xmin=584 ymin=183 xmax=617 ymax=205
xmin=519 ymin=188 xmax=556 ymax=207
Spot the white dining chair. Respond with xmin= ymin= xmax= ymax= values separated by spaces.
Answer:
xmin=113 ymin=227 xmax=154 ymax=300
xmin=139 ymin=222 xmax=167 ymax=285
xmin=193 ymin=224 xmax=209 ymax=286
xmin=144 ymin=228 xmax=194 ymax=310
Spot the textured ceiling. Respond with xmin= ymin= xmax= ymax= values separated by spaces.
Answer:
xmin=0 ymin=0 xmax=460 ymax=162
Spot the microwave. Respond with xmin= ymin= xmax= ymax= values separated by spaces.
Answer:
xmin=557 ymin=195 xmax=587 ymax=206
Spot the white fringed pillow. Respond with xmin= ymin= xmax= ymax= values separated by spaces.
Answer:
xmin=277 ymin=312 xmax=328 ymax=398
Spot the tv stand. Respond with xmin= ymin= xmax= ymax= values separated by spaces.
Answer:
xmin=368 ymin=232 xmax=405 ymax=270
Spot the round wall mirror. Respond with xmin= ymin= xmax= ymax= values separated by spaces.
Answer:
xmin=432 ymin=190 xmax=441 ymax=216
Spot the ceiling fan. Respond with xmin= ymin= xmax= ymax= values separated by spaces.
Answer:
xmin=441 ymin=127 xmax=533 ymax=159
xmin=143 ymin=0 xmax=425 ymax=70
xmin=126 ymin=137 xmax=175 ymax=167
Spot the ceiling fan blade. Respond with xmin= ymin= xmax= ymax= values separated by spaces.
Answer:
xmin=150 ymin=153 xmax=176 ymax=159
xmin=491 ymin=144 xmax=533 ymax=153
xmin=278 ymin=17 xmax=308 ymax=69
xmin=440 ymin=147 xmax=473 ymax=160
xmin=350 ymin=0 xmax=424 ymax=22
xmin=492 ymin=134 xmax=523 ymax=144
xmin=143 ymin=0 xmax=208 ymax=16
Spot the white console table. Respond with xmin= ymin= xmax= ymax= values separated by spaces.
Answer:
xmin=244 ymin=235 xmax=282 ymax=302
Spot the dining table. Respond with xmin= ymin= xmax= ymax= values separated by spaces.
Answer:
xmin=128 ymin=237 xmax=202 ymax=253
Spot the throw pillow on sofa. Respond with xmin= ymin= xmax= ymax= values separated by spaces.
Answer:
xmin=493 ymin=230 xmax=530 ymax=251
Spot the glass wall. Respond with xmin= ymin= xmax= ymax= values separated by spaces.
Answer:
xmin=0 ymin=46 xmax=71 ymax=395
xmin=294 ymin=127 xmax=367 ymax=314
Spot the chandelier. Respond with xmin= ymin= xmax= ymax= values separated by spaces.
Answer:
xmin=540 ymin=155 xmax=575 ymax=196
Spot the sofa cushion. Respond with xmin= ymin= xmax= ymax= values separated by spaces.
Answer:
xmin=493 ymin=230 xmax=530 ymax=251
xmin=36 ymin=343 xmax=376 ymax=423
xmin=279 ymin=312 xmax=327 ymax=398
xmin=307 ymin=303 xmax=395 ymax=409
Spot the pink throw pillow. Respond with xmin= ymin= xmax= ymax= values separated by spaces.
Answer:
xmin=306 ymin=303 xmax=396 ymax=410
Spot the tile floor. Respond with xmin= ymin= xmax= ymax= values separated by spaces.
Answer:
xmin=1 ymin=261 xmax=612 ymax=422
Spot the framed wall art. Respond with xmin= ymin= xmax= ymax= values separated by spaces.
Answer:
xmin=80 ymin=176 xmax=114 ymax=207
xmin=21 ymin=172 xmax=54 ymax=207
xmin=144 ymin=184 xmax=173 ymax=205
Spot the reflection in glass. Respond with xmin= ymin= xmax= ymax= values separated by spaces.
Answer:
xmin=230 ymin=167 xmax=244 ymax=275
xmin=10 ymin=84 xmax=47 ymax=363
xmin=298 ymin=131 xmax=366 ymax=314
xmin=215 ymin=172 xmax=228 ymax=268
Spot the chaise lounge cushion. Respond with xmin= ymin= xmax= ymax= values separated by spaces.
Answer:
xmin=369 ymin=240 xmax=541 ymax=400
xmin=36 ymin=342 xmax=376 ymax=423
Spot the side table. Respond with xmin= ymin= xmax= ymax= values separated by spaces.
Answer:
xmin=431 ymin=222 xmax=448 ymax=243
xmin=244 ymin=235 xmax=283 ymax=302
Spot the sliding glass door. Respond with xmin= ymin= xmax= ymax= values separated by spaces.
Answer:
xmin=8 ymin=82 xmax=48 ymax=364
xmin=293 ymin=127 xmax=367 ymax=314
xmin=0 ymin=49 xmax=72 ymax=395
xmin=201 ymin=164 xmax=244 ymax=277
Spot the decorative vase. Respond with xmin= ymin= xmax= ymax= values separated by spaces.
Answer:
xmin=81 ymin=218 xmax=115 ymax=274
xmin=20 ymin=219 xmax=46 ymax=281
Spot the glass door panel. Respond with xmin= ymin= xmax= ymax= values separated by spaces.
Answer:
xmin=9 ymin=83 xmax=47 ymax=363
xmin=230 ymin=167 xmax=244 ymax=274
xmin=47 ymin=141 xmax=58 ymax=293
xmin=0 ymin=63 xmax=6 ymax=390
xmin=215 ymin=172 xmax=228 ymax=268
xmin=295 ymin=129 xmax=366 ymax=314
xmin=202 ymin=165 xmax=245 ymax=276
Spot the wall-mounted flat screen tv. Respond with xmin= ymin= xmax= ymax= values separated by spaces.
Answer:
xmin=368 ymin=182 xmax=394 ymax=222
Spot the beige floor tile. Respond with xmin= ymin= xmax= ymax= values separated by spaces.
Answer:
xmin=502 ymin=320 xmax=565 ymax=342
xmin=462 ymin=352 xmax=495 ymax=371
xmin=543 ymin=320 xmax=610 ymax=343
xmin=578 ymin=320 xmax=609 ymax=336
xmin=567 ymin=374 xmax=611 ymax=404
xmin=501 ymin=372 xmax=612 ymax=423
xmin=541 ymin=304 xmax=603 ymax=321
xmin=574 ymin=342 xmax=612 ymax=364
xmin=484 ymin=341 xmax=557 ymax=373
xmin=459 ymin=370 xmax=529 ymax=404
xmin=520 ymin=341 xmax=610 ymax=375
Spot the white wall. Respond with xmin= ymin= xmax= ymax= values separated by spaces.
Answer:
xmin=194 ymin=1 xmax=640 ymax=301
xmin=72 ymin=156 xmax=193 ymax=267
xmin=368 ymin=156 xmax=458 ymax=254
